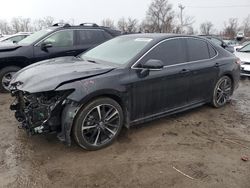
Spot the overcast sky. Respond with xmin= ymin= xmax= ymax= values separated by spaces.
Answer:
xmin=1 ymin=0 xmax=250 ymax=31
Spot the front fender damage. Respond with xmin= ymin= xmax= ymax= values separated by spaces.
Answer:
xmin=57 ymin=103 xmax=79 ymax=146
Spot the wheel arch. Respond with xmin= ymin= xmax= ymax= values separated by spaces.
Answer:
xmin=0 ymin=57 xmax=30 ymax=70
xmin=221 ymin=72 xmax=234 ymax=90
xmin=75 ymin=90 xmax=130 ymax=128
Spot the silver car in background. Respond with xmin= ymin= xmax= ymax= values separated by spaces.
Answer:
xmin=234 ymin=43 xmax=250 ymax=76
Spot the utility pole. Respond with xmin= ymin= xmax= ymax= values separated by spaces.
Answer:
xmin=179 ymin=4 xmax=185 ymax=33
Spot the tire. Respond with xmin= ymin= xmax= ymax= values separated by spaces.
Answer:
xmin=73 ymin=97 xmax=124 ymax=150
xmin=211 ymin=76 xmax=233 ymax=108
xmin=0 ymin=66 xmax=21 ymax=93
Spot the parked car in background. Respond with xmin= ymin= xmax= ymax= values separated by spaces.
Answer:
xmin=0 ymin=23 xmax=120 ymax=92
xmin=201 ymin=35 xmax=235 ymax=53
xmin=234 ymin=41 xmax=250 ymax=52
xmin=0 ymin=32 xmax=31 ymax=44
xmin=10 ymin=34 xmax=240 ymax=150
xmin=236 ymin=32 xmax=245 ymax=40
xmin=234 ymin=43 xmax=250 ymax=76
xmin=223 ymin=40 xmax=239 ymax=47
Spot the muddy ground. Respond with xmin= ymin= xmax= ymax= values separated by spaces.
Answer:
xmin=0 ymin=80 xmax=250 ymax=188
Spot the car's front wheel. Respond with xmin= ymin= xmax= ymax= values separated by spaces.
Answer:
xmin=212 ymin=76 xmax=233 ymax=108
xmin=73 ymin=97 xmax=124 ymax=150
xmin=0 ymin=66 xmax=20 ymax=93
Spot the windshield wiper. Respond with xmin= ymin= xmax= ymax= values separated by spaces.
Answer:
xmin=87 ymin=59 xmax=98 ymax=64
xmin=240 ymin=50 xmax=250 ymax=53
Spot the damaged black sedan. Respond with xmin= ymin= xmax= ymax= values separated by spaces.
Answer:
xmin=10 ymin=34 xmax=240 ymax=150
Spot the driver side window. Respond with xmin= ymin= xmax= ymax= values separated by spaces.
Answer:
xmin=139 ymin=38 xmax=187 ymax=66
xmin=43 ymin=30 xmax=73 ymax=47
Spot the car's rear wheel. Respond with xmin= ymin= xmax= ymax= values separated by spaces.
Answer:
xmin=0 ymin=66 xmax=20 ymax=93
xmin=73 ymin=97 xmax=124 ymax=150
xmin=212 ymin=76 xmax=233 ymax=108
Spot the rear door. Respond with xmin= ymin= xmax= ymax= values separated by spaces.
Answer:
xmin=33 ymin=30 xmax=77 ymax=62
xmin=186 ymin=38 xmax=219 ymax=103
xmin=75 ymin=29 xmax=110 ymax=55
xmin=129 ymin=38 xmax=191 ymax=121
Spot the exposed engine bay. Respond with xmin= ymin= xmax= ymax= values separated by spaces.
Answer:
xmin=10 ymin=90 xmax=73 ymax=136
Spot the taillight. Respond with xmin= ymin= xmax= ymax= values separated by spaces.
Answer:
xmin=236 ymin=59 xmax=241 ymax=65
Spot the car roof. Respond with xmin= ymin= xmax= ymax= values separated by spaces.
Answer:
xmin=51 ymin=24 xmax=121 ymax=36
xmin=119 ymin=33 xmax=210 ymax=43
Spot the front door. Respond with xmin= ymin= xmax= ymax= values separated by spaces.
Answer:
xmin=129 ymin=38 xmax=191 ymax=121
xmin=33 ymin=30 xmax=77 ymax=62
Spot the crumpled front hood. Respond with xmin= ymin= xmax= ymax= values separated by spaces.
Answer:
xmin=10 ymin=56 xmax=115 ymax=93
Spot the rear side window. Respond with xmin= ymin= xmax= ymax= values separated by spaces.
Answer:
xmin=187 ymin=38 xmax=210 ymax=61
xmin=140 ymin=38 xmax=187 ymax=66
xmin=77 ymin=30 xmax=107 ymax=45
xmin=208 ymin=44 xmax=217 ymax=58
xmin=210 ymin=37 xmax=222 ymax=46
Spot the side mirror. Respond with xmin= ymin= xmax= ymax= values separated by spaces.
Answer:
xmin=41 ymin=42 xmax=53 ymax=51
xmin=141 ymin=59 xmax=164 ymax=70
xmin=221 ymin=43 xmax=227 ymax=48
xmin=137 ymin=59 xmax=164 ymax=78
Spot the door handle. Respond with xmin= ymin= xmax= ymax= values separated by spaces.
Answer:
xmin=180 ymin=69 xmax=190 ymax=74
xmin=214 ymin=63 xmax=219 ymax=68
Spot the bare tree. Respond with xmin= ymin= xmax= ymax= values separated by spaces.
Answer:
xmin=33 ymin=16 xmax=55 ymax=31
xmin=20 ymin=18 xmax=31 ymax=32
xmin=0 ymin=20 xmax=11 ymax=34
xmin=117 ymin=17 xmax=127 ymax=32
xmin=177 ymin=4 xmax=194 ymax=34
xmin=11 ymin=17 xmax=21 ymax=33
xmin=223 ymin=18 xmax=239 ymax=39
xmin=242 ymin=15 xmax=250 ymax=37
xmin=117 ymin=17 xmax=138 ymax=33
xmin=200 ymin=21 xmax=214 ymax=35
xmin=101 ymin=18 xmax=115 ymax=29
xmin=144 ymin=0 xmax=175 ymax=33
xmin=33 ymin=19 xmax=45 ymax=31
xmin=43 ymin=16 xmax=54 ymax=27
xmin=126 ymin=18 xmax=138 ymax=33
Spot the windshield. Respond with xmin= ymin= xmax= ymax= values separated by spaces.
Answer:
xmin=81 ymin=37 xmax=153 ymax=65
xmin=18 ymin=29 xmax=53 ymax=45
xmin=239 ymin=43 xmax=250 ymax=53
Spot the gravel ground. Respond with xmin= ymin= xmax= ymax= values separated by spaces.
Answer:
xmin=0 ymin=79 xmax=250 ymax=188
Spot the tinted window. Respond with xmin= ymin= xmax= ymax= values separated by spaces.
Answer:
xmin=187 ymin=38 xmax=210 ymax=61
xmin=208 ymin=44 xmax=217 ymax=58
xmin=140 ymin=38 xmax=186 ymax=66
xmin=43 ymin=30 xmax=73 ymax=47
xmin=78 ymin=30 xmax=106 ymax=45
xmin=210 ymin=38 xmax=222 ymax=46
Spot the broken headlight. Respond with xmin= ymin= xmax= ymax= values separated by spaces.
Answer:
xmin=11 ymin=90 xmax=73 ymax=134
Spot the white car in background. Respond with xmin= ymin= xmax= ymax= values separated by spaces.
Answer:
xmin=234 ymin=41 xmax=250 ymax=52
xmin=236 ymin=32 xmax=245 ymax=40
xmin=0 ymin=32 xmax=31 ymax=44
xmin=234 ymin=43 xmax=250 ymax=76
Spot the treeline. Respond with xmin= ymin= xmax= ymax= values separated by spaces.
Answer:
xmin=0 ymin=0 xmax=250 ymax=39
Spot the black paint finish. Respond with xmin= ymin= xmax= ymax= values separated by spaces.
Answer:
xmin=10 ymin=34 xmax=241 ymax=145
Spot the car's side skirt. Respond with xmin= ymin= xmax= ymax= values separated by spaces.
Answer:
xmin=129 ymin=100 xmax=208 ymax=127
